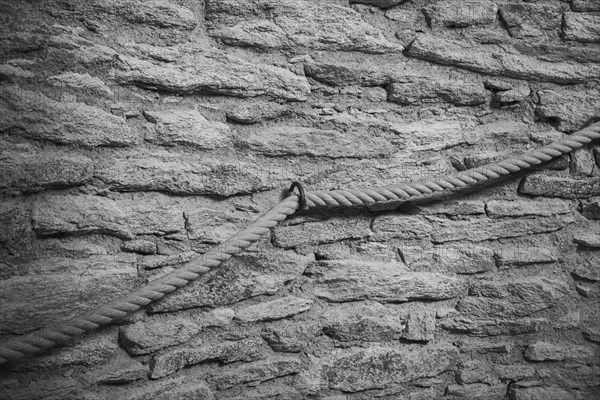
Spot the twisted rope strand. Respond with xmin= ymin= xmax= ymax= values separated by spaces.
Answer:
xmin=1 ymin=122 xmax=599 ymax=365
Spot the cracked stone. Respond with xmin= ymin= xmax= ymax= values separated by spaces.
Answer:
xmin=446 ymin=383 xmax=506 ymax=400
xmin=441 ymin=317 xmax=546 ymax=336
xmin=89 ymin=0 xmax=197 ymax=29
xmin=535 ymin=89 xmax=600 ymax=132
xmin=273 ymin=216 xmax=372 ymax=248
xmin=573 ymin=232 xmax=600 ymax=248
xmin=494 ymin=246 xmax=559 ymax=268
xmin=94 ymin=358 xmax=148 ymax=385
xmin=47 ymin=72 xmax=113 ymax=97
xmin=486 ymin=199 xmax=574 ymax=218
xmin=210 ymin=356 xmax=301 ymax=390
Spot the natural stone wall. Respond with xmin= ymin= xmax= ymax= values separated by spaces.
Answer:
xmin=1 ymin=0 xmax=599 ymax=399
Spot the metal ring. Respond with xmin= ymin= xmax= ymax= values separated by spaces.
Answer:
xmin=288 ymin=181 xmax=306 ymax=210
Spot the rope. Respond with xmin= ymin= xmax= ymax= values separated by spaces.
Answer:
xmin=1 ymin=122 xmax=599 ymax=365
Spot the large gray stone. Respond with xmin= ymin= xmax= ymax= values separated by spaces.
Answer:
xmin=524 ymin=341 xmax=596 ymax=362
xmin=119 ymin=318 xmax=201 ymax=355
xmin=406 ymin=34 xmax=600 ymax=84
xmin=89 ymin=0 xmax=197 ymax=29
xmin=499 ymin=3 xmax=566 ymax=39
xmin=149 ymin=339 xmax=264 ymax=379
xmin=322 ymin=301 xmax=436 ymax=342
xmin=206 ymin=0 xmax=403 ymax=54
xmin=519 ymin=175 xmax=600 ymax=198
xmin=441 ymin=317 xmax=546 ymax=336
xmin=32 ymin=194 xmax=184 ymax=239
xmin=149 ymin=251 xmax=310 ymax=312
xmin=387 ymin=78 xmax=488 ymax=106
xmin=486 ymin=199 xmax=574 ymax=218
xmin=126 ymin=377 xmax=215 ymax=400
xmin=210 ymin=356 xmax=302 ymax=390
xmin=327 ymin=342 xmax=459 ymax=392
xmin=273 ymin=216 xmax=372 ymax=248
xmin=563 ymin=13 xmax=600 ymax=43
xmin=0 ymin=86 xmax=137 ymax=147
xmin=424 ymin=1 xmax=498 ymax=28
xmin=113 ymin=43 xmax=310 ymax=101
xmin=238 ymin=126 xmax=393 ymax=158
xmin=0 ymin=257 xmax=137 ymax=335
xmin=0 ymin=146 xmax=93 ymax=193
xmin=446 ymin=383 xmax=507 ymax=400
xmin=535 ymin=89 xmax=600 ymax=132
xmin=456 ymin=277 xmax=569 ymax=318
xmin=306 ymin=260 xmax=467 ymax=303
xmin=430 ymin=215 xmax=574 ymax=243
xmin=398 ymin=244 xmax=495 ymax=275
xmin=235 ymin=297 xmax=313 ymax=323
xmin=143 ymin=109 xmax=231 ymax=149
xmin=47 ymin=72 xmax=113 ymax=97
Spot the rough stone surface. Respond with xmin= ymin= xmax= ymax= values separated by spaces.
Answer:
xmin=239 ymin=126 xmax=393 ymax=158
xmin=143 ymin=109 xmax=231 ymax=149
xmin=119 ymin=318 xmax=201 ymax=355
xmin=322 ymin=302 xmax=436 ymax=342
xmin=563 ymin=13 xmax=600 ymax=43
xmin=0 ymin=258 xmax=137 ymax=334
xmin=524 ymin=342 xmax=596 ymax=362
xmin=273 ymin=216 xmax=372 ymax=248
xmin=535 ymin=89 xmax=600 ymax=132
xmin=486 ymin=199 xmax=574 ymax=218
xmin=150 ymin=338 xmax=264 ymax=379
xmin=150 ymin=252 xmax=309 ymax=312
xmin=327 ymin=343 xmax=459 ymax=391
xmin=32 ymin=194 xmax=184 ymax=240
xmin=499 ymin=3 xmax=566 ymax=40
xmin=387 ymin=78 xmax=488 ymax=106
xmin=114 ymin=43 xmax=310 ymax=101
xmin=1 ymin=1 xmax=600 ymax=399
xmin=211 ymin=356 xmax=302 ymax=390
xmin=519 ymin=175 xmax=600 ymax=199
xmin=306 ymin=260 xmax=467 ymax=303
xmin=424 ymin=1 xmax=498 ymax=28
xmin=0 ymin=86 xmax=137 ymax=147
xmin=406 ymin=35 xmax=600 ymax=84
xmin=206 ymin=0 xmax=403 ymax=54
xmin=430 ymin=215 xmax=574 ymax=243
xmin=399 ymin=244 xmax=495 ymax=274
xmin=456 ymin=277 xmax=569 ymax=319
xmin=236 ymin=297 xmax=313 ymax=323
xmin=573 ymin=232 xmax=600 ymax=248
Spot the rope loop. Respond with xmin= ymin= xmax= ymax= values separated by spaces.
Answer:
xmin=287 ymin=181 xmax=306 ymax=211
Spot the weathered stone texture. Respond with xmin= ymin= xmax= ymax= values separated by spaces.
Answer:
xmin=89 ymin=0 xmax=197 ymax=29
xmin=499 ymin=3 xmax=566 ymax=40
xmin=441 ymin=317 xmax=546 ymax=337
xmin=524 ymin=342 xmax=596 ymax=362
xmin=119 ymin=318 xmax=201 ymax=355
xmin=387 ymin=78 xmax=488 ymax=106
xmin=206 ymin=0 xmax=403 ymax=54
xmin=306 ymin=260 xmax=467 ymax=303
xmin=326 ymin=343 xmax=459 ymax=391
xmin=113 ymin=44 xmax=310 ymax=101
xmin=273 ymin=216 xmax=372 ymax=248
xmin=150 ymin=339 xmax=264 ymax=378
xmin=563 ymin=13 xmax=600 ymax=43
xmin=406 ymin=35 xmax=600 ymax=84
xmin=236 ymin=297 xmax=313 ymax=323
xmin=456 ymin=278 xmax=569 ymax=319
xmin=424 ymin=1 xmax=498 ymax=28
xmin=535 ymin=89 xmax=600 ymax=132
xmin=143 ymin=109 xmax=231 ymax=149
xmin=519 ymin=175 xmax=600 ymax=198
xmin=0 ymin=86 xmax=137 ymax=147
xmin=211 ymin=356 xmax=302 ymax=390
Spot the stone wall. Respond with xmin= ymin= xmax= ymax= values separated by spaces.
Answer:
xmin=1 ymin=0 xmax=599 ymax=399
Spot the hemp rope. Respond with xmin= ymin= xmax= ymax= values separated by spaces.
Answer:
xmin=1 ymin=122 xmax=599 ymax=365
